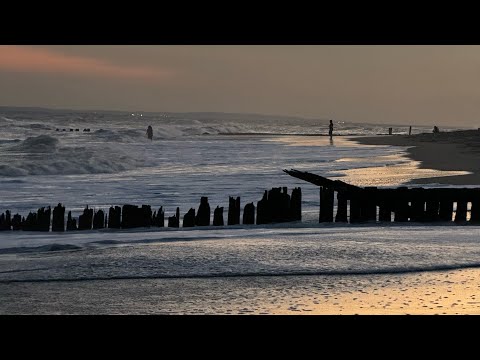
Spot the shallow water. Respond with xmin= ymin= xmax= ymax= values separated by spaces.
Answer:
xmin=0 ymin=108 xmax=475 ymax=314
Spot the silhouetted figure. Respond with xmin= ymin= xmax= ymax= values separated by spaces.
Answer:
xmin=433 ymin=126 xmax=440 ymax=134
xmin=146 ymin=125 xmax=153 ymax=140
xmin=328 ymin=120 xmax=333 ymax=139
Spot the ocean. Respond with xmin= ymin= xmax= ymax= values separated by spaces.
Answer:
xmin=0 ymin=107 xmax=476 ymax=314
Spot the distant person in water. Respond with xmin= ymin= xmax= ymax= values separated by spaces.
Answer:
xmin=433 ymin=126 xmax=440 ymax=134
xmin=328 ymin=120 xmax=334 ymax=139
xmin=146 ymin=125 xmax=153 ymax=140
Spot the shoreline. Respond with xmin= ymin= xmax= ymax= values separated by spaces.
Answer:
xmin=2 ymin=267 xmax=479 ymax=314
xmin=353 ymin=130 xmax=480 ymax=185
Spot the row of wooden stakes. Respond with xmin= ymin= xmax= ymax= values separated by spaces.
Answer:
xmin=0 ymin=187 xmax=301 ymax=231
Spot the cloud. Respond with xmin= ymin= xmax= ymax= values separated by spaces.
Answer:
xmin=0 ymin=46 xmax=173 ymax=80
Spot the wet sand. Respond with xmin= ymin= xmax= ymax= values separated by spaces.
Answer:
xmin=295 ymin=268 xmax=480 ymax=315
xmin=2 ymin=268 xmax=480 ymax=314
xmin=354 ymin=130 xmax=480 ymax=185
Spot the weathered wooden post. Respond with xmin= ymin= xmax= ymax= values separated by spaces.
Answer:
xmin=425 ymin=190 xmax=440 ymax=222
xmin=195 ymin=197 xmax=210 ymax=226
xmin=24 ymin=212 xmax=36 ymax=231
xmin=93 ymin=209 xmax=105 ymax=229
xmin=6 ymin=210 xmax=11 ymax=230
xmin=38 ymin=206 xmax=51 ymax=231
xmin=12 ymin=214 xmax=22 ymax=230
xmin=363 ymin=187 xmax=377 ymax=222
xmin=243 ymin=202 xmax=255 ymax=224
xmin=141 ymin=205 xmax=152 ymax=227
xmin=121 ymin=205 xmax=137 ymax=228
xmin=279 ymin=187 xmax=291 ymax=222
xmin=168 ymin=207 xmax=180 ymax=228
xmin=66 ymin=211 xmax=77 ymax=230
xmin=394 ymin=187 xmax=409 ymax=222
xmin=455 ymin=200 xmax=468 ymax=223
xmin=410 ymin=188 xmax=425 ymax=222
xmin=153 ymin=206 xmax=165 ymax=227
xmin=470 ymin=190 xmax=480 ymax=223
xmin=256 ymin=191 xmax=269 ymax=225
xmin=213 ymin=206 xmax=224 ymax=226
xmin=183 ymin=208 xmax=196 ymax=227
xmin=78 ymin=206 xmax=93 ymax=230
xmin=378 ymin=190 xmax=392 ymax=222
xmin=319 ymin=187 xmax=334 ymax=222
xmin=268 ymin=188 xmax=281 ymax=222
xmin=439 ymin=196 xmax=454 ymax=222
xmin=52 ymin=203 xmax=65 ymax=231
xmin=0 ymin=211 xmax=11 ymax=230
xmin=349 ymin=193 xmax=362 ymax=223
xmin=228 ymin=196 xmax=240 ymax=225
xmin=290 ymin=187 xmax=302 ymax=221
xmin=108 ymin=206 xmax=121 ymax=228
xmin=335 ymin=191 xmax=348 ymax=222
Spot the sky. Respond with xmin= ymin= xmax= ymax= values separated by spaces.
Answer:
xmin=1 ymin=45 xmax=480 ymax=127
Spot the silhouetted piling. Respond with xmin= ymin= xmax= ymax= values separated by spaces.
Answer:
xmin=471 ymin=198 xmax=480 ymax=223
xmin=195 ymin=197 xmax=210 ymax=226
xmin=243 ymin=202 xmax=255 ymax=224
xmin=52 ymin=203 xmax=65 ymax=232
xmin=121 ymin=204 xmax=151 ymax=228
xmin=23 ymin=212 xmax=37 ymax=231
xmin=349 ymin=196 xmax=362 ymax=223
xmin=183 ymin=208 xmax=196 ymax=227
xmin=66 ymin=211 xmax=77 ymax=230
xmin=335 ymin=191 xmax=348 ymax=222
xmin=410 ymin=189 xmax=425 ymax=222
xmin=455 ymin=201 xmax=468 ymax=223
xmin=0 ymin=211 xmax=11 ymax=230
xmin=213 ymin=206 xmax=224 ymax=226
xmin=439 ymin=199 xmax=454 ymax=222
xmin=141 ymin=205 xmax=152 ymax=227
xmin=93 ymin=209 xmax=105 ymax=229
xmin=78 ymin=206 xmax=93 ymax=230
xmin=168 ymin=207 xmax=180 ymax=228
xmin=228 ymin=196 xmax=240 ymax=225
xmin=153 ymin=206 xmax=165 ymax=227
xmin=12 ymin=214 xmax=22 ymax=230
xmin=378 ymin=194 xmax=392 ymax=222
xmin=108 ymin=206 xmax=121 ymax=228
xmin=319 ymin=187 xmax=334 ymax=222
xmin=394 ymin=187 xmax=409 ymax=222
xmin=256 ymin=191 xmax=269 ymax=225
xmin=425 ymin=198 xmax=440 ymax=222
xmin=290 ymin=187 xmax=302 ymax=221
xmin=277 ymin=187 xmax=291 ymax=222
xmin=363 ymin=187 xmax=377 ymax=222
xmin=38 ymin=207 xmax=51 ymax=231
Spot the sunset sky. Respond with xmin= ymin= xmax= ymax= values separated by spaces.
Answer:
xmin=1 ymin=45 xmax=480 ymax=127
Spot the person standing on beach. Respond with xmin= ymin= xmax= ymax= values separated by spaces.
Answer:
xmin=328 ymin=120 xmax=334 ymax=139
xmin=146 ymin=125 xmax=153 ymax=140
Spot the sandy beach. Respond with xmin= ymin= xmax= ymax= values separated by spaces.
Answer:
xmin=354 ymin=129 xmax=480 ymax=185
xmin=2 ymin=267 xmax=479 ymax=314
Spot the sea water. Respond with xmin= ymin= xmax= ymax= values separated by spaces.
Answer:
xmin=0 ymin=107 xmax=476 ymax=314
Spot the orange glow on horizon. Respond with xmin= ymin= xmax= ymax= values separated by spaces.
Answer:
xmin=0 ymin=46 xmax=173 ymax=80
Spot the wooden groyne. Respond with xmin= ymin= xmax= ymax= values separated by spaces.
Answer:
xmin=0 ymin=187 xmax=301 ymax=232
xmin=284 ymin=169 xmax=480 ymax=224
xmin=2 ymin=169 xmax=476 ymax=232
